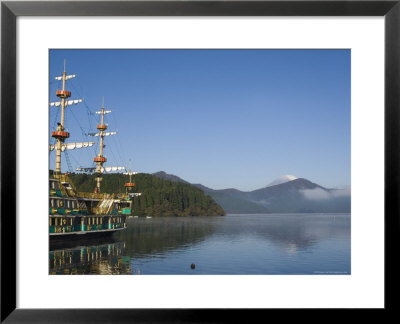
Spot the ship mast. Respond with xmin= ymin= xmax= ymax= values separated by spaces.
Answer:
xmin=75 ymin=104 xmax=124 ymax=182
xmin=50 ymin=61 xmax=94 ymax=174
xmin=94 ymin=99 xmax=107 ymax=192
xmin=123 ymin=168 xmax=141 ymax=198
xmin=52 ymin=63 xmax=70 ymax=174
xmin=124 ymin=171 xmax=136 ymax=194
xmin=92 ymin=98 xmax=117 ymax=193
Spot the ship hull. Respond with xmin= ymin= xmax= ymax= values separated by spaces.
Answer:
xmin=49 ymin=226 xmax=125 ymax=241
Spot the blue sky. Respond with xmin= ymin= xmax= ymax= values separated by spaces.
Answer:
xmin=49 ymin=49 xmax=350 ymax=191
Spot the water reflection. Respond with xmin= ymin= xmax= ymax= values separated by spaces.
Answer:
xmin=114 ymin=217 xmax=217 ymax=258
xmin=49 ymin=214 xmax=350 ymax=275
xmin=219 ymin=214 xmax=350 ymax=252
xmin=49 ymin=216 xmax=217 ymax=274
xmin=49 ymin=237 xmax=130 ymax=274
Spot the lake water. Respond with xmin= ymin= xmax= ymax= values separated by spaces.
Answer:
xmin=49 ymin=213 xmax=350 ymax=275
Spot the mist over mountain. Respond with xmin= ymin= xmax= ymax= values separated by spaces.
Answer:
xmin=152 ymin=172 xmax=351 ymax=214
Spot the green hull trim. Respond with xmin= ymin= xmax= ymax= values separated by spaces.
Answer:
xmin=49 ymin=190 xmax=62 ymax=197
xmin=49 ymin=208 xmax=88 ymax=215
xmin=121 ymin=208 xmax=132 ymax=215
xmin=50 ymin=223 xmax=127 ymax=234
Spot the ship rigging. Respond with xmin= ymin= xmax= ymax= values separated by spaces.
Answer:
xmin=49 ymin=62 xmax=139 ymax=240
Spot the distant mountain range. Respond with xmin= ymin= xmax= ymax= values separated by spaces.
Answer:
xmin=152 ymin=171 xmax=351 ymax=214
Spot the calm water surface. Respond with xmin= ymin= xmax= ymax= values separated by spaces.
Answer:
xmin=49 ymin=214 xmax=350 ymax=275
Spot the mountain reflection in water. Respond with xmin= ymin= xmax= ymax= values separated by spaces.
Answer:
xmin=49 ymin=214 xmax=350 ymax=275
xmin=116 ymin=217 xmax=216 ymax=258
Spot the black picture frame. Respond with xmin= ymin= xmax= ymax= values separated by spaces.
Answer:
xmin=1 ymin=0 xmax=399 ymax=322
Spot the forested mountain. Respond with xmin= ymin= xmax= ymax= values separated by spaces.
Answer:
xmin=67 ymin=172 xmax=225 ymax=217
xmin=152 ymin=172 xmax=268 ymax=213
xmin=152 ymin=171 xmax=189 ymax=184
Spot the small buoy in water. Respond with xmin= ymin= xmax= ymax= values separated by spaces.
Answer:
xmin=190 ymin=263 xmax=195 ymax=269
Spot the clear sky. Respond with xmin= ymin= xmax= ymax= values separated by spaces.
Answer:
xmin=49 ymin=49 xmax=350 ymax=191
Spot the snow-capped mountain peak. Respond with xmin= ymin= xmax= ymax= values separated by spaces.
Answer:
xmin=267 ymin=175 xmax=298 ymax=187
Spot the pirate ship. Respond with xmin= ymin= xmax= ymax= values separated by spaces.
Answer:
xmin=49 ymin=64 xmax=140 ymax=240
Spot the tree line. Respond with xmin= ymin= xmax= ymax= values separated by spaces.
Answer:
xmin=67 ymin=172 xmax=226 ymax=217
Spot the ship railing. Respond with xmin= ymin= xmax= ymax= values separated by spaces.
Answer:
xmin=76 ymin=192 xmax=130 ymax=200
xmin=116 ymin=193 xmax=130 ymax=199
xmin=77 ymin=192 xmax=108 ymax=200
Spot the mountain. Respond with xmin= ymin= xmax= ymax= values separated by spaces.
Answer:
xmin=266 ymin=174 xmax=298 ymax=187
xmin=194 ymin=186 xmax=270 ymax=214
xmin=152 ymin=172 xmax=351 ymax=214
xmin=152 ymin=171 xmax=189 ymax=184
xmin=244 ymin=178 xmax=350 ymax=213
